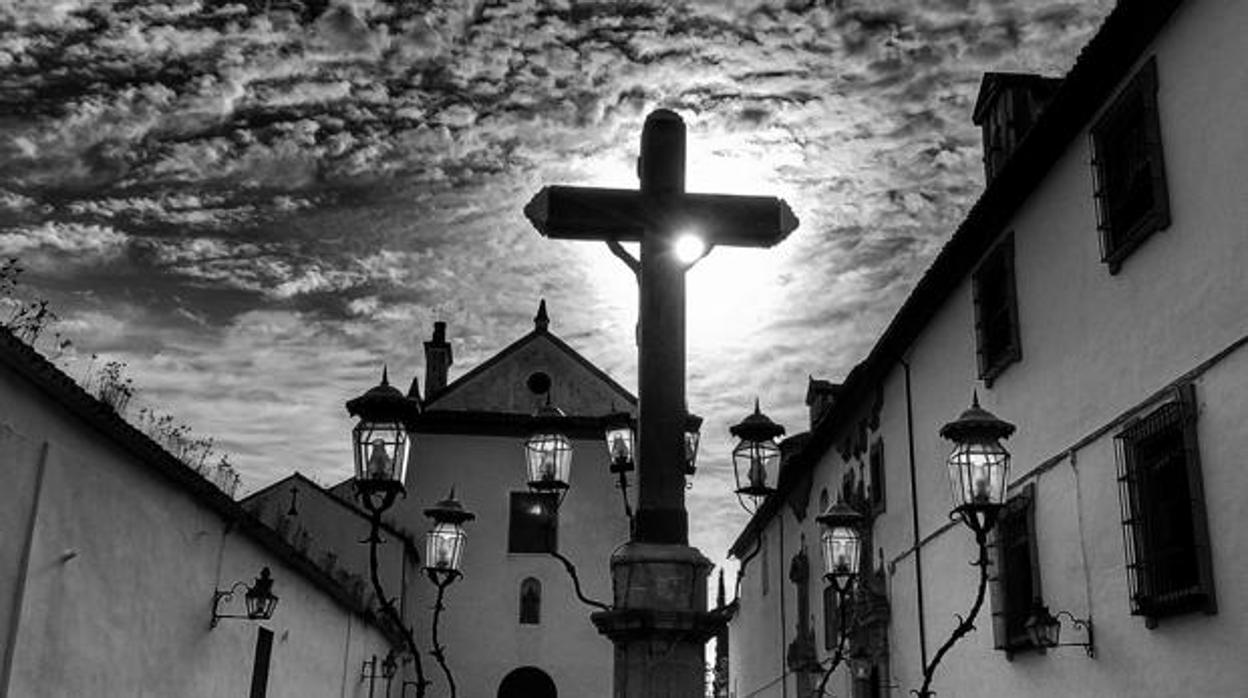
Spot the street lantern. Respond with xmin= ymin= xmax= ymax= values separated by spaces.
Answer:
xmin=346 ymin=367 xmax=420 ymax=499
xmin=684 ymin=413 xmax=703 ymax=476
xmin=211 ymin=566 xmax=278 ymax=627
xmin=1024 ymin=602 xmax=1061 ymax=649
xmin=423 ymin=490 xmax=475 ymax=582
xmin=816 ymin=499 xmax=864 ymax=594
xmin=1024 ymin=601 xmax=1096 ymax=657
xmin=525 ymin=402 xmax=573 ymax=494
xmin=916 ymin=394 xmax=1018 ymax=697
xmin=604 ymin=411 xmax=635 ymax=474
xmin=244 ymin=567 xmax=279 ymax=620
xmin=939 ymin=393 xmax=1015 ymax=531
xmin=731 ymin=399 xmax=785 ymax=512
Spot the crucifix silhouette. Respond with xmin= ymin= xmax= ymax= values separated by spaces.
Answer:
xmin=525 ymin=109 xmax=798 ymax=545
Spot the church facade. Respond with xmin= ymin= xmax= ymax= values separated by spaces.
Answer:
xmin=246 ymin=301 xmax=636 ymax=698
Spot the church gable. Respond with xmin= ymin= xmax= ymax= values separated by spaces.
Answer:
xmin=425 ymin=303 xmax=635 ymax=418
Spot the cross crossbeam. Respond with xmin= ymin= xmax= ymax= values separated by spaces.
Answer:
xmin=524 ymin=186 xmax=798 ymax=247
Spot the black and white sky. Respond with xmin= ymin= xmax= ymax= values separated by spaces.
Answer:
xmin=0 ymin=0 xmax=1112 ymax=569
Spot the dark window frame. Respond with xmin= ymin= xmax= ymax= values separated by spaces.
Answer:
xmin=508 ymin=491 xmax=559 ymax=554
xmin=1115 ymin=383 xmax=1216 ymax=627
xmin=761 ymin=534 xmax=769 ymax=597
xmin=990 ymin=483 xmax=1042 ymax=656
xmin=868 ymin=438 xmax=886 ymax=514
xmin=1090 ymin=57 xmax=1170 ymax=274
xmin=972 ymin=234 xmax=1022 ymax=387
xmin=519 ymin=577 xmax=542 ymax=625
xmin=250 ymin=627 xmax=274 ymax=698
xmin=822 ymin=583 xmax=838 ymax=651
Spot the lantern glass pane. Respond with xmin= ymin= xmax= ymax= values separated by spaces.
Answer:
xmin=820 ymin=525 xmax=861 ymax=579
xmin=353 ymin=420 xmax=410 ymax=485
xmin=525 ymin=432 xmax=573 ymax=488
xmin=684 ymin=429 xmax=701 ymax=473
xmin=733 ymin=439 xmax=780 ymax=491
xmin=946 ymin=439 xmax=1009 ymax=508
xmin=426 ymin=522 xmax=466 ymax=572
xmin=1042 ymin=617 xmax=1061 ymax=647
xmin=245 ymin=592 xmax=277 ymax=620
xmin=605 ymin=426 xmax=634 ymax=470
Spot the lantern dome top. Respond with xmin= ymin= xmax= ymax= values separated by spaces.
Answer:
xmin=346 ymin=366 xmax=420 ymax=423
xmin=424 ymin=488 xmax=476 ymax=525
xmin=816 ymin=498 xmax=864 ymax=529
xmin=939 ymin=392 xmax=1015 ymax=442
xmin=730 ymin=398 xmax=785 ymax=441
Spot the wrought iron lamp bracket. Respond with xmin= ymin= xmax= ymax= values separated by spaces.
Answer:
xmin=209 ymin=581 xmax=252 ymax=628
xmin=1053 ymin=610 xmax=1096 ymax=658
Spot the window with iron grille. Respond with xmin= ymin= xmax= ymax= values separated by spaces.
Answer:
xmin=1091 ymin=57 xmax=1170 ymax=274
xmin=508 ymin=492 xmax=558 ymax=553
xmin=1115 ymin=383 xmax=1216 ymax=627
xmin=972 ymin=234 xmax=1021 ymax=386
xmin=989 ymin=484 xmax=1041 ymax=654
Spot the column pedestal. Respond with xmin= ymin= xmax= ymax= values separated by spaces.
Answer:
xmin=592 ymin=543 xmax=728 ymax=698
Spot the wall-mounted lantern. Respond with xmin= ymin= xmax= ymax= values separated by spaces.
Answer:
xmin=211 ymin=567 xmax=278 ymax=628
xmin=1025 ymin=602 xmax=1096 ymax=658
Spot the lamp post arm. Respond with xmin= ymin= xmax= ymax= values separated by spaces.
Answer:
xmin=617 ymin=470 xmax=635 ymax=529
xmin=814 ymin=633 xmax=847 ymax=697
xmin=814 ymin=584 xmax=853 ymax=698
xmin=549 ymin=548 xmax=612 ymax=612
xmin=914 ymin=526 xmax=991 ymax=698
xmin=365 ymin=505 xmax=428 ymax=698
xmin=429 ymin=574 xmax=458 ymax=698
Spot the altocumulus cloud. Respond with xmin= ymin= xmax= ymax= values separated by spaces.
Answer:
xmin=0 ymin=0 xmax=1115 ymax=572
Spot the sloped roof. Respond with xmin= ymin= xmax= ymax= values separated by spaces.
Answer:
xmin=241 ymin=471 xmax=417 ymax=544
xmin=731 ymin=0 xmax=1185 ymax=557
xmin=0 ymin=328 xmax=401 ymax=642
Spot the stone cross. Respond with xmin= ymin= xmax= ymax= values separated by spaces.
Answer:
xmin=525 ymin=109 xmax=798 ymax=545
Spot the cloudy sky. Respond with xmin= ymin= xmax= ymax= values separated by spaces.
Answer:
xmin=0 ymin=0 xmax=1112 ymax=573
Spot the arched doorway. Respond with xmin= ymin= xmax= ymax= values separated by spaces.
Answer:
xmin=498 ymin=666 xmax=556 ymax=698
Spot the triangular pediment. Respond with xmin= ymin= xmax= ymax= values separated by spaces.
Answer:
xmin=425 ymin=329 xmax=635 ymax=418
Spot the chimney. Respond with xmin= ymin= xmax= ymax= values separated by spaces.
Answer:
xmin=972 ymin=73 xmax=1061 ymax=183
xmin=424 ymin=321 xmax=452 ymax=398
xmin=805 ymin=377 xmax=840 ymax=430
